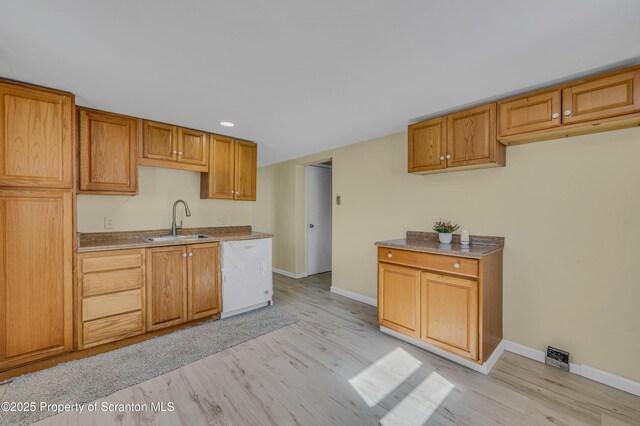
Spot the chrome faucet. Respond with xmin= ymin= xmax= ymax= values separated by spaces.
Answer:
xmin=171 ymin=200 xmax=192 ymax=236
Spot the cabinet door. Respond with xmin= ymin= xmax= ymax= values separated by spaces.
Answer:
xmin=0 ymin=82 xmax=73 ymax=188
xmin=78 ymin=108 xmax=139 ymax=194
xmin=378 ymin=262 xmax=421 ymax=338
xmin=0 ymin=190 xmax=73 ymax=370
xmin=187 ymin=243 xmax=221 ymax=320
xmin=146 ymin=246 xmax=187 ymax=331
xmin=421 ymin=273 xmax=478 ymax=360
xmin=562 ymin=69 xmax=640 ymax=124
xmin=143 ymin=120 xmax=178 ymax=161
xmin=498 ymin=90 xmax=561 ymax=137
xmin=200 ymin=135 xmax=235 ymax=199
xmin=447 ymin=103 xmax=501 ymax=168
xmin=408 ymin=117 xmax=446 ymax=172
xmin=234 ymin=139 xmax=257 ymax=201
xmin=178 ymin=128 xmax=208 ymax=166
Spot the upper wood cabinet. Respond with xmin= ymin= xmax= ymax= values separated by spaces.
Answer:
xmin=235 ymin=139 xmax=257 ymax=201
xmin=409 ymin=104 xmax=505 ymax=174
xmin=140 ymin=121 xmax=208 ymax=172
xmin=497 ymin=65 xmax=640 ymax=144
xmin=178 ymin=128 xmax=208 ymax=166
xmin=0 ymin=81 xmax=74 ymax=189
xmin=378 ymin=262 xmax=421 ymax=338
xmin=498 ymin=90 xmax=561 ymax=138
xmin=421 ymin=272 xmax=478 ymax=360
xmin=146 ymin=246 xmax=188 ymax=331
xmin=78 ymin=108 xmax=140 ymax=195
xmin=562 ymin=69 xmax=640 ymax=125
xmin=143 ymin=121 xmax=177 ymax=161
xmin=201 ymin=137 xmax=257 ymax=201
xmin=0 ymin=189 xmax=73 ymax=371
xmin=201 ymin=135 xmax=235 ymax=199
xmin=447 ymin=103 xmax=504 ymax=169
xmin=408 ymin=117 xmax=446 ymax=173
xmin=187 ymin=243 xmax=221 ymax=321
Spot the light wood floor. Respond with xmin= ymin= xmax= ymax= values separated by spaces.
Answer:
xmin=9 ymin=272 xmax=639 ymax=425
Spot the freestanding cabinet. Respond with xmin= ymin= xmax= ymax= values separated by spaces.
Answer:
xmin=0 ymin=190 xmax=73 ymax=370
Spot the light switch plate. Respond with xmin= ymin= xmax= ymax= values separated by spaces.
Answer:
xmin=104 ymin=216 xmax=114 ymax=229
xmin=217 ymin=215 xmax=227 ymax=225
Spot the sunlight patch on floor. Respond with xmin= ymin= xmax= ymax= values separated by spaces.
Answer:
xmin=349 ymin=347 xmax=422 ymax=407
xmin=380 ymin=371 xmax=454 ymax=425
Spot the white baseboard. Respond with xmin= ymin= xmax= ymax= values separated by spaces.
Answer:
xmin=272 ymin=268 xmax=308 ymax=279
xmin=503 ymin=340 xmax=640 ymax=396
xmin=330 ymin=286 xmax=377 ymax=307
xmin=380 ymin=326 xmax=505 ymax=375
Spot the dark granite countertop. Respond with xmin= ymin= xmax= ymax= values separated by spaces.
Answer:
xmin=77 ymin=226 xmax=272 ymax=253
xmin=376 ymin=231 xmax=504 ymax=259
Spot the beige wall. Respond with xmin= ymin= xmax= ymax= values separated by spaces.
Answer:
xmin=77 ymin=166 xmax=252 ymax=232
xmin=252 ymin=127 xmax=640 ymax=382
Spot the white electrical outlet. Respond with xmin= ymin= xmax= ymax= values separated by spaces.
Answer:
xmin=104 ymin=216 xmax=114 ymax=229
xmin=217 ymin=215 xmax=227 ymax=225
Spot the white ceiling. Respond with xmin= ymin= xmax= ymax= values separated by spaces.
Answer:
xmin=2 ymin=1 xmax=639 ymax=166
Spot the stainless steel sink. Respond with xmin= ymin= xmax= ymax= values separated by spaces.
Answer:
xmin=142 ymin=234 xmax=210 ymax=243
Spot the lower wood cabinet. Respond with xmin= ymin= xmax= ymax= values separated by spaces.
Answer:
xmin=378 ymin=262 xmax=421 ymax=338
xmin=77 ymin=249 xmax=145 ymax=349
xmin=146 ymin=246 xmax=188 ymax=331
xmin=188 ymin=243 xmax=222 ymax=320
xmin=74 ymin=243 xmax=222 ymax=351
xmin=0 ymin=190 xmax=73 ymax=370
xmin=377 ymin=247 xmax=502 ymax=364
xmin=146 ymin=242 xmax=222 ymax=331
xmin=421 ymin=272 xmax=478 ymax=360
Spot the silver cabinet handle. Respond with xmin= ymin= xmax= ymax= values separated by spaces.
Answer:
xmin=454 ymin=262 xmax=460 ymax=269
xmin=183 ymin=253 xmax=187 ymax=257
xmin=387 ymin=252 xmax=393 ymax=258
xmin=188 ymin=253 xmax=193 ymax=257
xmin=564 ymin=110 xmax=572 ymax=116
xmin=446 ymin=154 xmax=451 ymax=160
xmin=440 ymin=156 xmax=445 ymax=161
xmin=552 ymin=112 xmax=560 ymax=119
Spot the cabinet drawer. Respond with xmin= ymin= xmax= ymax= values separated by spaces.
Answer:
xmin=82 ymin=289 xmax=143 ymax=321
xmin=81 ymin=250 xmax=143 ymax=273
xmin=83 ymin=311 xmax=144 ymax=347
xmin=378 ymin=247 xmax=478 ymax=277
xmin=83 ymin=268 xmax=143 ymax=297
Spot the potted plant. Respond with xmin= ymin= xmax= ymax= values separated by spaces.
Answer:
xmin=433 ymin=220 xmax=459 ymax=244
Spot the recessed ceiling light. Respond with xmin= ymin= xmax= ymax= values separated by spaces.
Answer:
xmin=220 ymin=121 xmax=234 ymax=127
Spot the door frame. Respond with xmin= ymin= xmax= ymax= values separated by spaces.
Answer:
xmin=305 ymin=159 xmax=333 ymax=277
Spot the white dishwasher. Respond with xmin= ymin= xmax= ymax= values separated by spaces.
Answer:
xmin=221 ymin=238 xmax=273 ymax=318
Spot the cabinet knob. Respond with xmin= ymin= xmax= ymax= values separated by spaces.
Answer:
xmin=564 ymin=110 xmax=572 ymax=116
xmin=446 ymin=154 xmax=451 ymax=160
xmin=440 ymin=156 xmax=445 ymax=161
xmin=552 ymin=112 xmax=560 ymax=119
xmin=178 ymin=151 xmax=183 ymax=156
xmin=454 ymin=262 xmax=460 ymax=269
xmin=236 ymin=191 xmax=240 ymax=195
xmin=183 ymin=253 xmax=187 ymax=257
xmin=387 ymin=252 xmax=393 ymax=258
xmin=188 ymin=253 xmax=193 ymax=257
xmin=173 ymin=150 xmax=177 ymax=155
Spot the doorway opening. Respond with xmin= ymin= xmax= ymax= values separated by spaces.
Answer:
xmin=306 ymin=160 xmax=332 ymax=278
